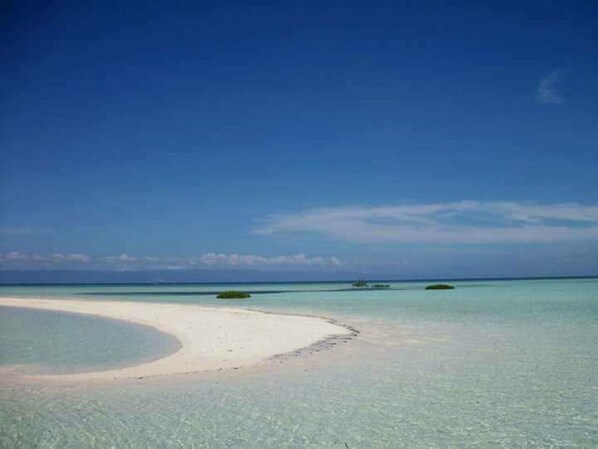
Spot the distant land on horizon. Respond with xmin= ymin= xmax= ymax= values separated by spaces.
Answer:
xmin=0 ymin=269 xmax=596 ymax=285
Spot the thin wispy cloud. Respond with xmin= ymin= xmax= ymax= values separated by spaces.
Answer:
xmin=0 ymin=227 xmax=38 ymax=236
xmin=196 ymin=253 xmax=341 ymax=268
xmin=255 ymin=201 xmax=598 ymax=244
xmin=537 ymin=69 xmax=567 ymax=105
xmin=1 ymin=252 xmax=91 ymax=263
xmin=0 ymin=252 xmax=341 ymax=270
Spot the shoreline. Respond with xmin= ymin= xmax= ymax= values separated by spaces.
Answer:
xmin=0 ymin=297 xmax=353 ymax=381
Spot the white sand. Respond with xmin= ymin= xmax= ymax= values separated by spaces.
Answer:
xmin=0 ymin=297 xmax=351 ymax=381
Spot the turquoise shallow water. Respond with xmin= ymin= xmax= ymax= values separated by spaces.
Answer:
xmin=0 ymin=307 xmax=180 ymax=375
xmin=0 ymin=278 xmax=597 ymax=448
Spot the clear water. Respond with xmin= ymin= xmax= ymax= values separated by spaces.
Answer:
xmin=0 ymin=279 xmax=597 ymax=448
xmin=0 ymin=307 xmax=180 ymax=375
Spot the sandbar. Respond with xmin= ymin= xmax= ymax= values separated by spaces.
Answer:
xmin=0 ymin=297 xmax=352 ymax=381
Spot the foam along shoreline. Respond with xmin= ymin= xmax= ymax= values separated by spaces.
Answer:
xmin=0 ymin=297 xmax=352 ymax=381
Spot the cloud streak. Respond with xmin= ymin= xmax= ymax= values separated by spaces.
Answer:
xmin=255 ymin=201 xmax=598 ymax=244
xmin=0 ymin=227 xmax=38 ymax=236
xmin=537 ymin=69 xmax=567 ymax=105
xmin=0 ymin=252 xmax=341 ymax=270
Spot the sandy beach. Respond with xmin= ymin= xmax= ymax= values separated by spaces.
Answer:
xmin=0 ymin=297 xmax=352 ymax=381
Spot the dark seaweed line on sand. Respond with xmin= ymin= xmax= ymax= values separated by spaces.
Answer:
xmin=247 ymin=308 xmax=360 ymax=363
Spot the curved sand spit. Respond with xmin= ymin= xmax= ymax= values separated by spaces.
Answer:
xmin=0 ymin=297 xmax=352 ymax=381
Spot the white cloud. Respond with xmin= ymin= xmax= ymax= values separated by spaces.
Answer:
xmin=65 ymin=254 xmax=91 ymax=263
xmin=195 ymin=253 xmax=339 ymax=268
xmin=254 ymin=201 xmax=598 ymax=244
xmin=0 ymin=252 xmax=341 ymax=270
xmin=537 ymin=69 xmax=567 ymax=105
xmin=44 ymin=253 xmax=91 ymax=263
xmin=3 ymin=251 xmax=30 ymax=261
xmin=102 ymin=254 xmax=138 ymax=264
xmin=0 ymin=252 xmax=91 ymax=264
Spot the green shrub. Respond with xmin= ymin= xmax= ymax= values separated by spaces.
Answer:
xmin=216 ymin=291 xmax=251 ymax=299
xmin=425 ymin=284 xmax=455 ymax=290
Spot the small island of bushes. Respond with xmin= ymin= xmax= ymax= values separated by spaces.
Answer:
xmin=425 ymin=284 xmax=455 ymax=290
xmin=216 ymin=291 xmax=251 ymax=299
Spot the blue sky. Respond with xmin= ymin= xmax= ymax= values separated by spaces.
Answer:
xmin=1 ymin=0 xmax=597 ymax=279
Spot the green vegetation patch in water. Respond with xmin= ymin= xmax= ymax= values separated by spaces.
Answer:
xmin=425 ymin=283 xmax=455 ymax=290
xmin=216 ymin=291 xmax=251 ymax=299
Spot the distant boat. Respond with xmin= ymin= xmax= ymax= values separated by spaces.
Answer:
xmin=352 ymin=281 xmax=390 ymax=289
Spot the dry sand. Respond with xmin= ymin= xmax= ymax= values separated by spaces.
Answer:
xmin=0 ymin=297 xmax=352 ymax=381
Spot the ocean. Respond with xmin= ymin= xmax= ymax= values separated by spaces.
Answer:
xmin=1 ymin=278 xmax=597 ymax=448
